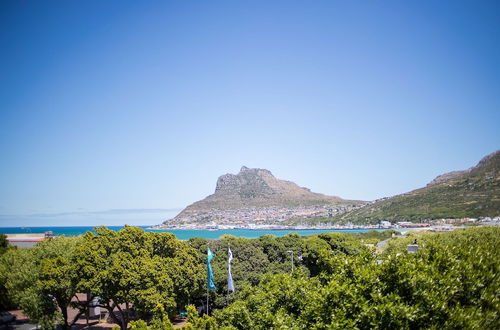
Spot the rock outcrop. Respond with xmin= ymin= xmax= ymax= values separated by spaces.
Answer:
xmin=162 ymin=166 xmax=363 ymax=226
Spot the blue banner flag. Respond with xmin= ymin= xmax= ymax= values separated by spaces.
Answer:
xmin=207 ymin=248 xmax=216 ymax=290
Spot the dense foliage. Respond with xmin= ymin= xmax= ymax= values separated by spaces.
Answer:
xmin=0 ymin=233 xmax=14 ymax=310
xmin=210 ymin=227 xmax=500 ymax=329
xmin=187 ymin=231 xmax=368 ymax=309
xmin=336 ymin=152 xmax=499 ymax=223
xmin=0 ymin=227 xmax=204 ymax=329
xmin=287 ymin=152 xmax=500 ymax=224
xmin=1 ymin=227 xmax=498 ymax=329
xmin=73 ymin=226 xmax=204 ymax=329
xmin=0 ymin=236 xmax=81 ymax=328
xmin=0 ymin=234 xmax=9 ymax=255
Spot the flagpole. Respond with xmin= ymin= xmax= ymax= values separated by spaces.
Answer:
xmin=227 ymin=243 xmax=230 ymax=296
xmin=207 ymin=243 xmax=209 ymax=315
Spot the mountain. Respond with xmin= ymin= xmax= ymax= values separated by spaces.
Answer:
xmin=162 ymin=166 xmax=363 ymax=226
xmin=184 ymin=166 xmax=351 ymax=210
xmin=338 ymin=151 xmax=500 ymax=223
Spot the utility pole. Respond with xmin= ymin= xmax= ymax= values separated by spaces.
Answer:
xmin=206 ymin=243 xmax=209 ymax=315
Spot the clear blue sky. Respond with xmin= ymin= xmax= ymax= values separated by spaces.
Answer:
xmin=1 ymin=0 xmax=499 ymax=226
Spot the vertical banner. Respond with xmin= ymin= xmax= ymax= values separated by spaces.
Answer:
xmin=227 ymin=246 xmax=235 ymax=292
xmin=207 ymin=248 xmax=216 ymax=290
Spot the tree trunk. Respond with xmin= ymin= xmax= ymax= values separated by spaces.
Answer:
xmin=56 ymin=298 xmax=70 ymax=330
xmin=61 ymin=307 xmax=69 ymax=330
xmin=69 ymin=310 xmax=85 ymax=327
xmin=105 ymin=305 xmax=121 ymax=327
xmin=116 ymin=303 xmax=128 ymax=330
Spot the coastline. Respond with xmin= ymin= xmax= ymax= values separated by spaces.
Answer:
xmin=4 ymin=223 xmax=492 ymax=242
xmin=148 ymin=224 xmax=420 ymax=231
xmin=2 ymin=226 xmax=405 ymax=242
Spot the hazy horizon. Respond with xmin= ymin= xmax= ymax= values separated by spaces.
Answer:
xmin=1 ymin=1 xmax=499 ymax=226
xmin=0 ymin=207 xmax=182 ymax=227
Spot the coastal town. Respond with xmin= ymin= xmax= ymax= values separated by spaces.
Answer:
xmin=153 ymin=207 xmax=500 ymax=231
xmin=159 ymin=205 xmax=360 ymax=228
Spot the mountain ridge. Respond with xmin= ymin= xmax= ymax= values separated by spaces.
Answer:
xmin=159 ymin=151 xmax=500 ymax=227
xmin=335 ymin=150 xmax=500 ymax=223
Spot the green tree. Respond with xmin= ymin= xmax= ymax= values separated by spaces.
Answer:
xmin=0 ymin=236 xmax=83 ymax=328
xmin=73 ymin=226 xmax=204 ymax=329
xmin=151 ymin=233 xmax=205 ymax=309
xmin=0 ymin=246 xmax=57 ymax=328
xmin=129 ymin=315 xmax=174 ymax=330
xmin=0 ymin=234 xmax=9 ymax=255
xmin=0 ymin=234 xmax=15 ymax=310
xmin=184 ymin=304 xmax=217 ymax=330
xmin=37 ymin=236 xmax=83 ymax=329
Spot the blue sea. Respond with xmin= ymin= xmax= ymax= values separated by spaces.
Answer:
xmin=0 ymin=226 xmax=389 ymax=240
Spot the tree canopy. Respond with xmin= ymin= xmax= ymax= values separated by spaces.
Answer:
xmin=1 ymin=227 xmax=498 ymax=329
xmin=212 ymin=227 xmax=500 ymax=329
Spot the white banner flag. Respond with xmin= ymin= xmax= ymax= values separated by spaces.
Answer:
xmin=228 ymin=247 xmax=235 ymax=292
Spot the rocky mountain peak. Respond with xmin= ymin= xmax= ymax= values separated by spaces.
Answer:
xmin=239 ymin=166 xmax=273 ymax=176
xmin=170 ymin=166 xmax=359 ymax=219
xmin=215 ymin=166 xmax=274 ymax=195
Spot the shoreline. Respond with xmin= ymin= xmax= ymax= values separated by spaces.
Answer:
xmin=3 ymin=224 xmax=487 ymax=242
xmin=148 ymin=225 xmax=418 ymax=231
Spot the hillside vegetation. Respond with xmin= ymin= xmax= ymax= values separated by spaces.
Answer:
xmin=336 ymin=151 xmax=500 ymax=223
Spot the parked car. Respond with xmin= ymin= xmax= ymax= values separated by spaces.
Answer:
xmin=0 ymin=312 xmax=16 ymax=326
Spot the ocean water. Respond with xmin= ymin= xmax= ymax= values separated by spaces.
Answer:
xmin=0 ymin=226 xmax=389 ymax=240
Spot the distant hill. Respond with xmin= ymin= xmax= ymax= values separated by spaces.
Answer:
xmin=337 ymin=151 xmax=500 ymax=224
xmin=163 ymin=166 xmax=363 ymax=226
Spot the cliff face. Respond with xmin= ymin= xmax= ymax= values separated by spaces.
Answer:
xmin=165 ymin=166 xmax=363 ymax=225
xmin=214 ymin=167 xmax=276 ymax=198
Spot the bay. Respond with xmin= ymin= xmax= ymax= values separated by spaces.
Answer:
xmin=0 ymin=226 xmax=393 ymax=240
